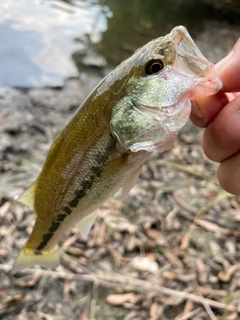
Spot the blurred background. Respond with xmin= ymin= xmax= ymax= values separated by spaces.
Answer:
xmin=1 ymin=1 xmax=240 ymax=320
xmin=0 ymin=0 xmax=239 ymax=88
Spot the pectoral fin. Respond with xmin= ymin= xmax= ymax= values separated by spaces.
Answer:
xmin=17 ymin=181 xmax=37 ymax=211
xmin=121 ymin=165 xmax=143 ymax=199
xmin=75 ymin=210 xmax=97 ymax=239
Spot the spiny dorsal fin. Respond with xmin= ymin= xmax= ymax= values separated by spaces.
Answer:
xmin=121 ymin=165 xmax=143 ymax=199
xmin=17 ymin=180 xmax=37 ymax=210
xmin=75 ymin=210 xmax=97 ymax=239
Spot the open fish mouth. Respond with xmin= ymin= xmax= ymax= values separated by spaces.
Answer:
xmin=168 ymin=26 xmax=222 ymax=95
xmin=170 ymin=26 xmax=214 ymax=78
xmin=137 ymin=101 xmax=187 ymax=118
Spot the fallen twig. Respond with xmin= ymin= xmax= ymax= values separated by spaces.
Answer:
xmin=151 ymin=159 xmax=215 ymax=181
xmin=195 ymin=190 xmax=234 ymax=218
xmin=176 ymin=307 xmax=202 ymax=320
xmin=1 ymin=264 xmax=239 ymax=313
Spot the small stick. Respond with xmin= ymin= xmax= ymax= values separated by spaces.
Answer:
xmin=1 ymin=264 xmax=239 ymax=313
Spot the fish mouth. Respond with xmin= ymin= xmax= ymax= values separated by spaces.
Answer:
xmin=137 ymin=100 xmax=188 ymax=119
xmin=137 ymin=99 xmax=192 ymax=133
xmin=170 ymin=26 xmax=213 ymax=78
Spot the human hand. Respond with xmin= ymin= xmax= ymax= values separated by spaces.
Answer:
xmin=190 ymin=39 xmax=240 ymax=195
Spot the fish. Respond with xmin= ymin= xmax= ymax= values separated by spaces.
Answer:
xmin=13 ymin=26 xmax=222 ymax=271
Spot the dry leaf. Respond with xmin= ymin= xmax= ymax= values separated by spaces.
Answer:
xmin=194 ymin=218 xmax=229 ymax=235
xmin=15 ymin=275 xmax=40 ymax=288
xmin=182 ymin=299 xmax=194 ymax=316
xmin=79 ymin=308 xmax=89 ymax=320
xmin=106 ymin=293 xmax=142 ymax=306
xmin=0 ymin=201 xmax=11 ymax=217
xmin=218 ymin=263 xmax=240 ymax=282
xmin=164 ymin=251 xmax=184 ymax=269
xmin=132 ymin=256 xmax=158 ymax=273
xmin=149 ymin=302 xmax=161 ymax=320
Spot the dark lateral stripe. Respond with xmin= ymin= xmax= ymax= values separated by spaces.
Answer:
xmin=91 ymin=165 xmax=102 ymax=177
xmin=35 ymin=213 xmax=67 ymax=251
xmin=35 ymin=170 xmax=100 ymax=251
xmin=67 ymin=136 xmax=116 ymax=209
xmin=35 ymin=135 xmax=116 ymax=251
xmin=68 ymin=173 xmax=95 ymax=208
xmin=36 ymin=230 xmax=54 ymax=251
xmin=95 ymin=135 xmax=115 ymax=165
xmin=67 ymin=135 xmax=116 ymax=209
xmin=62 ymin=206 xmax=71 ymax=216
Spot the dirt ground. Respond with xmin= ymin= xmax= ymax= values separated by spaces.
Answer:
xmin=1 ymin=20 xmax=240 ymax=320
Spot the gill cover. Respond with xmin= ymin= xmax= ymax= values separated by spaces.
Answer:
xmin=110 ymin=26 xmax=222 ymax=153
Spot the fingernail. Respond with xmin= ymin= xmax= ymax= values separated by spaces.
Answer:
xmin=191 ymin=101 xmax=204 ymax=119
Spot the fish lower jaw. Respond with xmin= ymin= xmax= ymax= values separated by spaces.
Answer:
xmin=130 ymin=131 xmax=179 ymax=153
xmin=149 ymin=100 xmax=191 ymax=128
xmin=190 ymin=77 xmax=223 ymax=99
xmin=129 ymin=136 xmax=174 ymax=153
xmin=138 ymin=101 xmax=187 ymax=118
xmin=158 ymin=103 xmax=185 ymax=116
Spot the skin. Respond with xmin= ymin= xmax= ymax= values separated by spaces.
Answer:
xmin=191 ymin=38 xmax=240 ymax=195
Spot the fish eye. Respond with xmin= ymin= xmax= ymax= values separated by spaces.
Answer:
xmin=145 ymin=59 xmax=164 ymax=75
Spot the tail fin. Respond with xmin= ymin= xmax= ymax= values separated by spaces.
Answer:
xmin=13 ymin=246 xmax=60 ymax=272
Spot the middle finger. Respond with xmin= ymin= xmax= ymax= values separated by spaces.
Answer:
xmin=202 ymin=95 xmax=240 ymax=162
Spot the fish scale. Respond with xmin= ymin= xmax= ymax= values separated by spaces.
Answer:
xmin=13 ymin=26 xmax=222 ymax=271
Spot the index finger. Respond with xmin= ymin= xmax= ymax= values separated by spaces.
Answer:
xmin=216 ymin=38 xmax=240 ymax=92
xmin=190 ymin=91 xmax=229 ymax=128
xmin=190 ymin=38 xmax=240 ymax=127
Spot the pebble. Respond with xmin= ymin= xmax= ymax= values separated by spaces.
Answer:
xmin=132 ymin=256 xmax=159 ymax=273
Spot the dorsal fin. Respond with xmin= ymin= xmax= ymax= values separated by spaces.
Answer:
xmin=17 ymin=180 xmax=37 ymax=210
xmin=121 ymin=165 xmax=143 ymax=199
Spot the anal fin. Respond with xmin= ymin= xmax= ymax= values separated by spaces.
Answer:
xmin=121 ymin=165 xmax=143 ymax=199
xmin=75 ymin=210 xmax=97 ymax=240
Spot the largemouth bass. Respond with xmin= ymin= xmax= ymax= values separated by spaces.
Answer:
xmin=14 ymin=26 xmax=222 ymax=270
